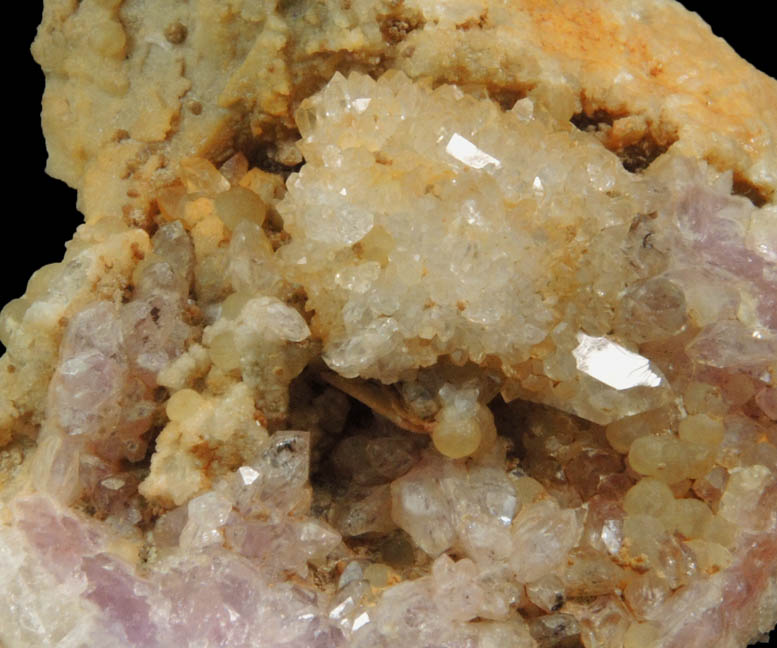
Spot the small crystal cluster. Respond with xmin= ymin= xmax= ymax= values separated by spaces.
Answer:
xmin=2 ymin=67 xmax=777 ymax=648
xmin=30 ymin=221 xmax=195 ymax=513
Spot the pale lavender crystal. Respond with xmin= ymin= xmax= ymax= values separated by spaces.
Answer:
xmin=390 ymin=457 xmax=457 ymax=556
xmin=50 ymin=301 xmax=126 ymax=438
xmin=167 ymin=430 xmax=343 ymax=580
xmin=23 ymin=423 xmax=527 ymax=648
xmin=122 ymin=223 xmax=194 ymax=383
xmin=152 ymin=506 xmax=189 ymax=548
xmin=179 ymin=491 xmax=234 ymax=549
xmin=662 ymin=175 xmax=777 ymax=375
xmin=154 ymin=552 xmax=344 ymax=648
xmin=328 ymin=578 xmax=375 ymax=635
xmin=82 ymin=553 xmax=158 ymax=646
xmin=442 ymin=465 xmax=518 ymax=565
xmin=5 ymin=496 xmax=345 ymax=648
xmin=510 ymin=500 xmax=582 ymax=583
xmin=430 ymin=554 xmax=485 ymax=622
xmin=225 ymin=517 xmax=340 ymax=579
xmin=344 ymin=554 xmax=534 ymax=648
xmin=231 ymin=430 xmax=312 ymax=519
xmin=391 ymin=452 xmax=523 ymax=567
xmin=28 ymin=224 xmax=198 ymax=509
xmin=16 ymin=496 xmax=101 ymax=581
xmin=687 ymin=319 xmax=777 ymax=373
xmin=121 ymin=295 xmax=184 ymax=379
xmin=675 ymin=187 xmax=777 ymax=330
xmin=348 ymin=577 xmax=478 ymax=648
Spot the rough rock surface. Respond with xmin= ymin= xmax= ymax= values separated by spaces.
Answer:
xmin=2 ymin=1 xmax=777 ymax=647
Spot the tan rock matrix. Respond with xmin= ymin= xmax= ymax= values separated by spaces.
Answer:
xmin=2 ymin=1 xmax=776 ymax=647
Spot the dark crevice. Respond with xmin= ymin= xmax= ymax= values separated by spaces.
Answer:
xmin=338 ymin=393 xmax=376 ymax=432
xmin=488 ymin=84 xmax=532 ymax=111
xmin=570 ymin=108 xmax=622 ymax=132
xmin=231 ymin=128 xmax=304 ymax=180
xmin=143 ymin=212 xmax=160 ymax=238
xmin=491 ymin=394 xmax=527 ymax=464
xmin=732 ymin=172 xmax=771 ymax=207
xmin=248 ymin=143 xmax=304 ymax=177
xmin=306 ymin=390 xmax=372 ymax=490
xmin=571 ymin=107 xmax=675 ymax=173
xmin=618 ymin=134 xmax=673 ymax=173
xmin=139 ymin=415 xmax=168 ymax=469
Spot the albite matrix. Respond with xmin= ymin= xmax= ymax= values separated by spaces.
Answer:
xmin=2 ymin=1 xmax=777 ymax=647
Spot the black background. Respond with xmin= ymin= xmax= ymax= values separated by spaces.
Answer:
xmin=4 ymin=4 xmax=777 ymax=646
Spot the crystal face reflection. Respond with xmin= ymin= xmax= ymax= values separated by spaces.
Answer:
xmin=238 ymin=465 xmax=260 ymax=486
xmin=445 ymin=133 xmax=502 ymax=170
xmin=572 ymin=332 xmax=663 ymax=390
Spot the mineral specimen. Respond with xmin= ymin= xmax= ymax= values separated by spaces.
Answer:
xmin=2 ymin=1 xmax=777 ymax=647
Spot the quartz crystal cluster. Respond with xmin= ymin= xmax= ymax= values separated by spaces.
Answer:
xmin=2 ymin=1 xmax=777 ymax=647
